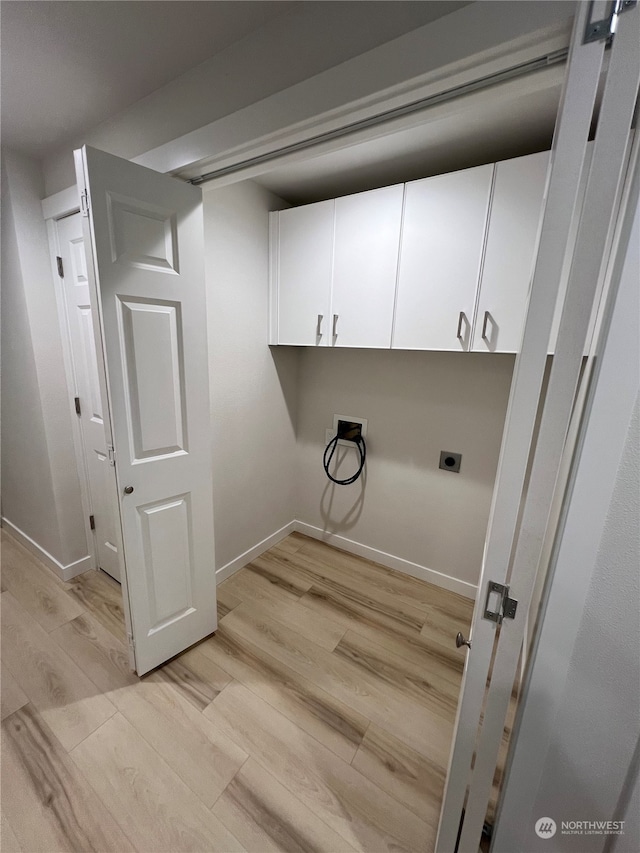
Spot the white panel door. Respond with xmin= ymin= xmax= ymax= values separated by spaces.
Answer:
xmin=472 ymin=151 xmax=550 ymax=352
xmin=75 ymin=145 xmax=217 ymax=675
xmin=275 ymin=200 xmax=334 ymax=345
xmin=331 ymin=184 xmax=404 ymax=348
xmin=393 ymin=164 xmax=494 ymax=351
xmin=57 ymin=213 xmax=121 ymax=582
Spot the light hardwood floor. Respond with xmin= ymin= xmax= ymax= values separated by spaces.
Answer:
xmin=1 ymin=529 xmax=474 ymax=853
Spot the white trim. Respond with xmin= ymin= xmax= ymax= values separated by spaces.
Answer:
xmin=41 ymin=185 xmax=79 ymax=221
xmin=2 ymin=518 xmax=92 ymax=582
xmin=214 ymin=518 xmax=476 ymax=599
xmin=294 ymin=521 xmax=477 ymax=600
xmin=215 ymin=521 xmax=296 ymax=583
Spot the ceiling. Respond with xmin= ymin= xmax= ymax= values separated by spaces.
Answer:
xmin=0 ymin=0 xmax=292 ymax=157
xmin=1 ymin=0 xmax=470 ymax=162
xmin=1 ymin=1 xmax=589 ymax=207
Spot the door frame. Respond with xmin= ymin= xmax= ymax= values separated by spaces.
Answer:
xmin=43 ymin=198 xmax=96 ymax=578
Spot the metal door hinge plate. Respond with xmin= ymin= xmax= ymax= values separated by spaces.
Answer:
xmin=107 ymin=445 xmax=116 ymax=466
xmin=74 ymin=396 xmax=81 ymax=415
xmin=483 ymin=580 xmax=518 ymax=624
xmin=584 ymin=0 xmax=637 ymax=43
xmin=89 ymin=514 xmax=95 ymax=531
xmin=80 ymin=189 xmax=90 ymax=217
xmin=56 ymin=256 xmax=64 ymax=277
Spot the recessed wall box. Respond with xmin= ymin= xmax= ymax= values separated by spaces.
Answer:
xmin=331 ymin=414 xmax=368 ymax=448
xmin=439 ymin=451 xmax=462 ymax=473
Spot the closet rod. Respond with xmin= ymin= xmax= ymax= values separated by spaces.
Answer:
xmin=189 ymin=47 xmax=569 ymax=186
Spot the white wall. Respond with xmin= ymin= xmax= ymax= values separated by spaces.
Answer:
xmin=295 ymin=348 xmax=515 ymax=592
xmin=493 ymin=196 xmax=640 ymax=853
xmin=203 ymin=180 xmax=299 ymax=574
xmin=1 ymin=148 xmax=87 ymax=567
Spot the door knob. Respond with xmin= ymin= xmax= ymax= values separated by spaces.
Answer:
xmin=123 ymin=485 xmax=134 ymax=494
xmin=456 ymin=631 xmax=471 ymax=649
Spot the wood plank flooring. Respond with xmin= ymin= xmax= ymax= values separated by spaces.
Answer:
xmin=1 ymin=528 xmax=475 ymax=853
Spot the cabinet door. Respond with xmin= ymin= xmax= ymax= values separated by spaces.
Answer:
xmin=472 ymin=151 xmax=550 ymax=352
xmin=275 ymin=200 xmax=334 ymax=346
xmin=331 ymin=185 xmax=404 ymax=348
xmin=393 ymin=164 xmax=494 ymax=351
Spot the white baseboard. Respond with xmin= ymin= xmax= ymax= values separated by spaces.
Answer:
xmin=1 ymin=517 xmax=93 ymax=582
xmin=2 ymin=512 xmax=476 ymax=599
xmin=216 ymin=520 xmax=296 ymax=583
xmin=294 ymin=521 xmax=477 ymax=599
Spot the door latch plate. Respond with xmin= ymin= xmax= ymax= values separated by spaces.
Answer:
xmin=483 ymin=580 xmax=518 ymax=624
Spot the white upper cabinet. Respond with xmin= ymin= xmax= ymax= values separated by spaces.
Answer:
xmin=472 ymin=151 xmax=550 ymax=352
xmin=273 ymin=200 xmax=334 ymax=346
xmin=331 ymin=184 xmax=404 ymax=348
xmin=392 ymin=164 xmax=494 ymax=351
xmin=269 ymin=152 xmax=551 ymax=352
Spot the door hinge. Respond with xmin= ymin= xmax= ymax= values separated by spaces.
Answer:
xmin=80 ymin=188 xmax=90 ymax=217
xmin=89 ymin=514 xmax=95 ymax=531
xmin=483 ymin=580 xmax=518 ymax=624
xmin=107 ymin=445 xmax=116 ymax=466
xmin=127 ymin=631 xmax=136 ymax=652
xmin=74 ymin=396 xmax=81 ymax=416
xmin=56 ymin=256 xmax=64 ymax=277
xmin=584 ymin=0 xmax=637 ymax=43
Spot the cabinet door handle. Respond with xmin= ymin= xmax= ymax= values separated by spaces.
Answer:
xmin=456 ymin=311 xmax=466 ymax=340
xmin=481 ymin=311 xmax=490 ymax=341
xmin=332 ymin=314 xmax=339 ymax=337
xmin=316 ymin=314 xmax=323 ymax=337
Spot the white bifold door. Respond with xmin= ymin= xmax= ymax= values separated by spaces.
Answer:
xmin=436 ymin=2 xmax=640 ymax=850
xmin=74 ymin=145 xmax=217 ymax=676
